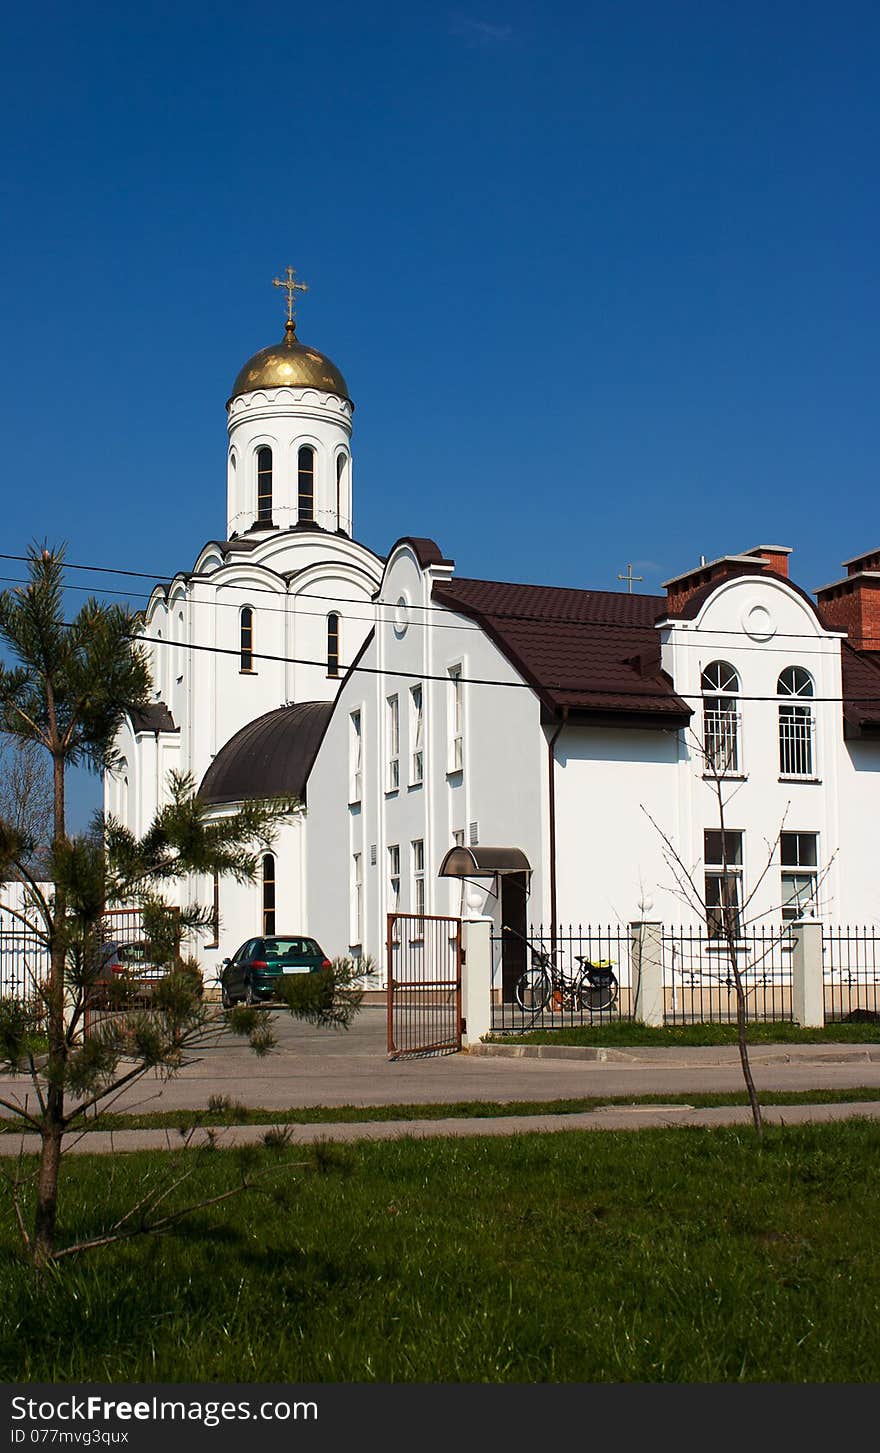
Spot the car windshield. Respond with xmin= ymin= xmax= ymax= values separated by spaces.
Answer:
xmin=264 ymin=937 xmax=322 ymax=961
xmin=117 ymin=943 xmax=153 ymax=966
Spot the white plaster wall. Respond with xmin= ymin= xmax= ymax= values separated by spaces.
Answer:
xmin=307 ymin=544 xmax=547 ymax=980
xmin=833 ymin=738 xmax=880 ymax=924
xmin=554 ymin=725 xmax=681 ymax=926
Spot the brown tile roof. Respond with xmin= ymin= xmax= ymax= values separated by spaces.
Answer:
xmin=841 ymin=644 xmax=880 ymax=736
xmin=431 ymin=578 xmax=691 ymax=724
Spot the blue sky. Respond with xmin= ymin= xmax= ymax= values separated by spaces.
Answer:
xmin=1 ymin=1 xmax=878 ymax=827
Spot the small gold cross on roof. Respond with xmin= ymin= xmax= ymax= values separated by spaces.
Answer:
xmin=273 ymin=266 xmax=309 ymax=329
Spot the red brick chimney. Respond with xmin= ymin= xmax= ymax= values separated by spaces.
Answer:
xmin=816 ymin=548 xmax=880 ymax=651
xmin=663 ymin=545 xmax=791 ymax=616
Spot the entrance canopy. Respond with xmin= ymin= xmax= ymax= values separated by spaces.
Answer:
xmin=438 ymin=846 xmax=531 ymax=879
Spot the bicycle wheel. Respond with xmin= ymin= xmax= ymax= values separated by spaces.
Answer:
xmin=515 ymin=965 xmax=552 ymax=1012
xmin=579 ymin=979 xmax=618 ymax=1013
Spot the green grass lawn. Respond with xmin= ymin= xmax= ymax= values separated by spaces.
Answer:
xmin=3 ymin=1122 xmax=880 ymax=1382
xmin=488 ymin=1020 xmax=880 ymax=1047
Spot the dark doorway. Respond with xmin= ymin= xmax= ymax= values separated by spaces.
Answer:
xmin=500 ymin=871 xmax=528 ymax=1001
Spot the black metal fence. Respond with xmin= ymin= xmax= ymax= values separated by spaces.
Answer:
xmin=823 ymin=927 xmax=880 ymax=1021
xmin=661 ymin=924 xmax=795 ymax=1024
xmin=0 ymin=926 xmax=49 ymax=1012
xmin=490 ymin=923 xmax=632 ymax=1032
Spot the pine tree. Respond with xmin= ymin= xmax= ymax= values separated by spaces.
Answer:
xmin=0 ymin=546 xmax=359 ymax=1264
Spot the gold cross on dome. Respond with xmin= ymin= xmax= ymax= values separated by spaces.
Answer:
xmin=617 ymin=562 xmax=644 ymax=593
xmin=273 ymin=266 xmax=309 ymax=327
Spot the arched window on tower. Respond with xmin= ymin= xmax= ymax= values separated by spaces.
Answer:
xmin=256 ymin=447 xmax=273 ymax=523
xmin=298 ymin=446 xmax=315 ymax=522
xmin=262 ymin=853 xmax=276 ymax=936
xmin=240 ymin=607 xmax=254 ymax=672
xmin=336 ymin=453 xmax=347 ymax=532
xmin=327 ymin=613 xmax=340 ymax=677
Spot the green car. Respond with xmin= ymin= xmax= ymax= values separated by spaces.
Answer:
xmin=220 ymin=935 xmax=331 ymax=1007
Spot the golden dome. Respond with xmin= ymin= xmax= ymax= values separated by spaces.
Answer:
xmin=230 ymin=320 xmax=350 ymax=402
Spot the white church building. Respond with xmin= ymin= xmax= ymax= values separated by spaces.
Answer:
xmin=106 ymin=276 xmax=880 ymax=990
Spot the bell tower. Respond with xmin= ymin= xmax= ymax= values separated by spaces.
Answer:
xmin=225 ymin=270 xmax=354 ymax=540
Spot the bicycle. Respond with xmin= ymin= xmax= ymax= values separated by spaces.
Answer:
xmin=515 ymin=948 xmax=619 ymax=1014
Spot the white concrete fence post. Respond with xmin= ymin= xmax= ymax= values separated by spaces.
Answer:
xmin=461 ymin=916 xmax=493 ymax=1047
xmin=630 ymin=920 xmax=665 ymax=1027
xmin=791 ymin=918 xmax=825 ymax=1028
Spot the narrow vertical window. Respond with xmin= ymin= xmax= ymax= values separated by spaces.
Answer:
xmin=780 ymin=832 xmax=819 ymax=919
xmin=351 ymin=852 xmax=363 ymax=945
xmin=410 ymin=684 xmax=424 ymax=785
xmin=448 ymin=665 xmax=463 ymax=772
xmin=240 ymin=607 xmax=254 ymax=672
xmin=778 ymin=668 xmax=815 ymax=778
xmin=327 ymin=613 xmax=340 ymax=677
xmin=349 ymin=709 xmax=362 ymax=804
xmin=388 ymin=844 xmax=400 ymax=916
xmin=262 ymin=853 xmax=276 ymax=936
xmin=256 ymin=446 xmax=273 ymax=522
xmin=412 ymin=839 xmax=425 ymax=917
xmin=701 ymin=661 xmax=740 ymax=774
xmin=336 ymin=453 xmax=347 ymax=531
xmin=298 ymin=446 xmax=315 ymax=522
xmin=386 ymin=694 xmax=399 ymax=791
xmin=704 ymin=830 xmax=743 ymax=939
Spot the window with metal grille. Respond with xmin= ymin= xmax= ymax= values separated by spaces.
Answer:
xmin=298 ymin=445 xmax=315 ymax=522
xmin=327 ymin=613 xmax=340 ymax=677
xmin=240 ymin=607 xmax=254 ymax=672
xmin=256 ymin=446 xmax=273 ymax=522
xmin=704 ymin=829 xmax=743 ymax=939
xmin=780 ymin=831 xmax=818 ymax=919
xmin=778 ymin=667 xmax=815 ymax=778
xmin=262 ymin=853 xmax=276 ymax=936
xmin=701 ymin=661 xmax=740 ymax=774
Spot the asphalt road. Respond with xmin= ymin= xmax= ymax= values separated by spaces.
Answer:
xmin=3 ymin=1007 xmax=880 ymax=1118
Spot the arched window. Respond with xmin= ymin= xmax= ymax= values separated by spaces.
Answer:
xmin=701 ymin=661 xmax=740 ymax=774
xmin=336 ymin=453 xmax=347 ymax=531
xmin=262 ymin=853 xmax=275 ymax=936
xmin=240 ymin=607 xmax=254 ymax=672
xmin=298 ymin=446 xmax=315 ymax=522
xmin=256 ymin=447 xmax=273 ymax=523
xmin=327 ymin=613 xmax=340 ymax=677
xmin=778 ymin=667 xmax=815 ymax=777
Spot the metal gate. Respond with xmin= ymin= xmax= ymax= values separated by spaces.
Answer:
xmin=386 ymin=913 xmax=463 ymax=1057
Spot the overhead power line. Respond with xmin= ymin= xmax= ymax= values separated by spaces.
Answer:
xmin=2 ymin=551 xmax=877 ymax=647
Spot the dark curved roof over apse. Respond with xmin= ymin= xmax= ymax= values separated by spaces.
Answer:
xmin=198 ymin=702 xmax=333 ymax=805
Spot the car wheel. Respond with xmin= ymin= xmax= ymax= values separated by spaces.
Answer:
xmin=221 ymin=980 xmax=235 ymax=1009
xmin=244 ymin=979 xmax=257 ymax=1007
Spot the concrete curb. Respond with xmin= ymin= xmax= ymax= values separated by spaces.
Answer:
xmin=470 ymin=1042 xmax=880 ymax=1066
